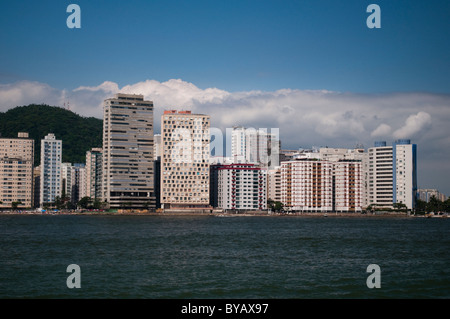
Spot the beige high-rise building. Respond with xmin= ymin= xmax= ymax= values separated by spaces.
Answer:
xmin=334 ymin=160 xmax=363 ymax=212
xmin=161 ymin=110 xmax=211 ymax=210
xmin=281 ymin=160 xmax=334 ymax=212
xmin=102 ymin=93 xmax=156 ymax=209
xmin=0 ymin=132 xmax=35 ymax=209
xmin=267 ymin=166 xmax=282 ymax=203
xmin=281 ymin=158 xmax=363 ymax=213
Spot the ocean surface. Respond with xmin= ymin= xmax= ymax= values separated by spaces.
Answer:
xmin=0 ymin=214 xmax=449 ymax=299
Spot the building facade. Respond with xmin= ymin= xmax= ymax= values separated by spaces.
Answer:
xmin=365 ymin=140 xmax=417 ymax=210
xmin=61 ymin=162 xmax=73 ymax=201
xmin=281 ymin=158 xmax=363 ymax=212
xmin=71 ymin=163 xmax=87 ymax=205
xmin=33 ymin=166 xmax=40 ymax=208
xmin=153 ymin=134 xmax=161 ymax=160
xmin=417 ymin=189 xmax=447 ymax=202
xmin=365 ymin=141 xmax=394 ymax=209
xmin=393 ymin=139 xmax=417 ymax=210
xmin=267 ymin=166 xmax=282 ymax=203
xmin=281 ymin=160 xmax=334 ymax=212
xmin=40 ymin=133 xmax=62 ymax=207
xmin=334 ymin=160 xmax=363 ymax=212
xmin=86 ymin=148 xmax=103 ymax=200
xmin=231 ymin=126 xmax=280 ymax=168
xmin=211 ymin=163 xmax=267 ymax=211
xmin=161 ymin=110 xmax=211 ymax=210
xmin=102 ymin=93 xmax=156 ymax=209
xmin=231 ymin=126 xmax=247 ymax=160
xmin=0 ymin=132 xmax=34 ymax=209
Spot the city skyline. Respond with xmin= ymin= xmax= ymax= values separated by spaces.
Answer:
xmin=0 ymin=0 xmax=449 ymax=195
xmin=0 ymin=105 xmax=440 ymax=212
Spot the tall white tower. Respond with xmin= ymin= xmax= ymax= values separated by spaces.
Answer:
xmin=40 ymin=133 xmax=62 ymax=207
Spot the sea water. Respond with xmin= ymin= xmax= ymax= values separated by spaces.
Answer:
xmin=0 ymin=215 xmax=448 ymax=298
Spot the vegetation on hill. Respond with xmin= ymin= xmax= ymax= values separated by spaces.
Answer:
xmin=0 ymin=104 xmax=103 ymax=166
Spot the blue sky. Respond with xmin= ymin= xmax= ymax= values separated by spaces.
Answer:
xmin=1 ymin=0 xmax=449 ymax=93
xmin=1 ymin=0 xmax=450 ymax=194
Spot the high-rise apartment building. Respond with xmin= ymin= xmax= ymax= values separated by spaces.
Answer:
xmin=86 ymin=148 xmax=102 ymax=200
xmin=393 ymin=139 xmax=417 ymax=210
xmin=334 ymin=160 xmax=363 ymax=212
xmin=153 ymin=135 xmax=162 ymax=208
xmin=280 ymin=158 xmax=363 ymax=212
xmin=231 ymin=126 xmax=280 ymax=168
xmin=210 ymin=163 xmax=267 ymax=211
xmin=71 ymin=163 xmax=87 ymax=204
xmin=365 ymin=140 xmax=417 ymax=210
xmin=267 ymin=166 xmax=282 ymax=203
xmin=102 ymin=93 xmax=156 ymax=209
xmin=365 ymin=141 xmax=394 ymax=209
xmin=417 ymin=189 xmax=446 ymax=202
xmin=40 ymin=133 xmax=62 ymax=207
xmin=319 ymin=148 xmax=365 ymax=212
xmin=62 ymin=162 xmax=88 ymax=205
xmin=231 ymin=126 xmax=247 ymax=160
xmin=33 ymin=166 xmax=40 ymax=208
xmin=61 ymin=162 xmax=73 ymax=201
xmin=0 ymin=132 xmax=34 ymax=209
xmin=161 ymin=110 xmax=210 ymax=210
xmin=281 ymin=160 xmax=334 ymax=212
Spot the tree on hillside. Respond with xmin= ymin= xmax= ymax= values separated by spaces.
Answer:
xmin=0 ymin=104 xmax=103 ymax=166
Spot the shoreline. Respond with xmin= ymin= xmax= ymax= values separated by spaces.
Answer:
xmin=0 ymin=210 xmax=425 ymax=218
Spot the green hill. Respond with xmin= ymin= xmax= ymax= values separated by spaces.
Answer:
xmin=0 ymin=104 xmax=103 ymax=166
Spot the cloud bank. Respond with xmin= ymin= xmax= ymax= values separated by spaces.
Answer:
xmin=1 ymin=79 xmax=449 ymax=192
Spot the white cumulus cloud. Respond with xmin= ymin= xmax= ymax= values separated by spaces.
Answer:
xmin=393 ymin=111 xmax=432 ymax=140
xmin=371 ymin=123 xmax=392 ymax=137
xmin=0 ymin=81 xmax=64 ymax=111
